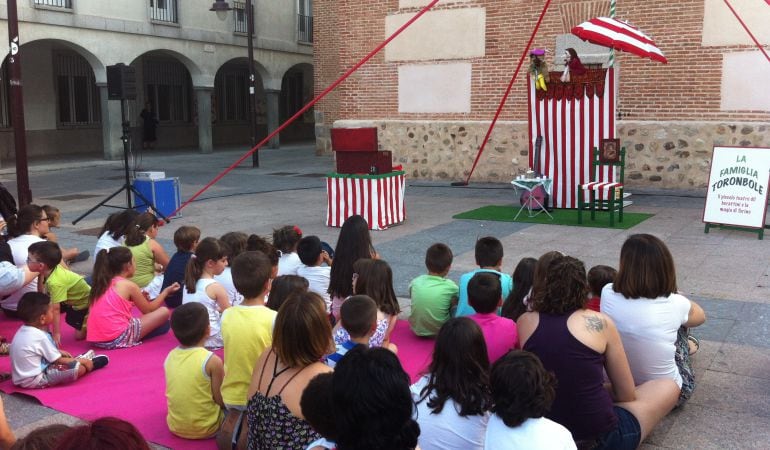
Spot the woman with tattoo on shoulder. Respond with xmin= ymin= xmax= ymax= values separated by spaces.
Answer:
xmin=517 ymin=254 xmax=679 ymax=450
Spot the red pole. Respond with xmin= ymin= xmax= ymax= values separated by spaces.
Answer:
xmin=6 ymin=0 xmax=32 ymax=206
xmin=722 ymin=0 xmax=770 ymax=65
xmin=462 ymin=0 xmax=553 ymax=185
xmin=168 ymin=0 xmax=442 ymax=218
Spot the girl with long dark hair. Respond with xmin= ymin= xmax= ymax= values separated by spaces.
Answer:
xmin=413 ymin=317 xmax=490 ymax=450
xmin=327 ymin=215 xmax=377 ymax=320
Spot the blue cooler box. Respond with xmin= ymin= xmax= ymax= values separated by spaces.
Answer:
xmin=132 ymin=177 xmax=181 ymax=218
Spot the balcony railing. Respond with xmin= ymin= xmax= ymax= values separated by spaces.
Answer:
xmin=297 ymin=14 xmax=313 ymax=43
xmin=234 ymin=2 xmax=254 ymax=35
xmin=34 ymin=0 xmax=72 ymax=8
xmin=149 ymin=0 xmax=178 ymax=24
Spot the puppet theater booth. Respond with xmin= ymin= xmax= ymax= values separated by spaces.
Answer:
xmin=326 ymin=127 xmax=406 ymax=231
xmin=526 ymin=67 xmax=631 ymax=214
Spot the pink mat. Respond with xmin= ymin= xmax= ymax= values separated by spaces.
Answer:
xmin=0 ymin=317 xmax=435 ymax=449
xmin=0 ymin=314 xmax=215 ymax=450
xmin=390 ymin=320 xmax=435 ymax=383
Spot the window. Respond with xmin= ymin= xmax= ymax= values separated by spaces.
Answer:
xmin=149 ymin=0 xmax=178 ymax=23
xmin=297 ymin=0 xmax=313 ymax=43
xmin=144 ymin=58 xmax=191 ymax=123
xmin=233 ymin=1 xmax=255 ymax=35
xmin=215 ymin=64 xmax=250 ymax=123
xmin=54 ymin=51 xmax=101 ymax=126
xmin=34 ymin=0 xmax=72 ymax=8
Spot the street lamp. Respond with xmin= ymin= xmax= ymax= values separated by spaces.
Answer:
xmin=209 ymin=0 xmax=260 ymax=168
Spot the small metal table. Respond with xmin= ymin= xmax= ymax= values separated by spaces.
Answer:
xmin=510 ymin=178 xmax=554 ymax=220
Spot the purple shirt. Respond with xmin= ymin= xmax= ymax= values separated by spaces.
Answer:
xmin=469 ymin=313 xmax=519 ymax=363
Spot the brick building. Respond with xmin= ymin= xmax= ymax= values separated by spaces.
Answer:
xmin=313 ymin=0 xmax=769 ymax=189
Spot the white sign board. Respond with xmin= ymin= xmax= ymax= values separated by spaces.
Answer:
xmin=703 ymin=146 xmax=770 ymax=229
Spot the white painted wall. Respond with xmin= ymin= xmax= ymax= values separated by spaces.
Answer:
xmin=702 ymin=0 xmax=770 ymax=46
xmin=385 ymin=8 xmax=485 ymax=62
xmin=398 ymin=63 xmax=472 ymax=113
xmin=721 ymin=51 xmax=770 ymax=112
xmin=20 ymin=41 xmax=56 ymax=131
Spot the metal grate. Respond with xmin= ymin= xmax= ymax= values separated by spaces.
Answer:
xmin=144 ymin=58 xmax=191 ymax=123
xmin=149 ymin=0 xmax=178 ymax=23
xmin=54 ymin=51 xmax=101 ymax=126
xmin=34 ymin=0 xmax=72 ymax=8
xmin=233 ymin=2 xmax=254 ymax=34
xmin=215 ymin=64 xmax=249 ymax=123
xmin=297 ymin=14 xmax=313 ymax=43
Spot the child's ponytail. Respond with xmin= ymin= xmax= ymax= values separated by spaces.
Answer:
xmin=124 ymin=212 xmax=157 ymax=246
xmin=90 ymin=247 xmax=133 ymax=306
xmin=184 ymin=237 xmax=226 ymax=294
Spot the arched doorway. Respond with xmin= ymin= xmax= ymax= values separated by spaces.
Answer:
xmin=0 ymin=40 xmax=104 ymax=161
xmin=212 ymin=58 xmax=267 ymax=147
xmin=279 ymin=63 xmax=314 ymax=143
xmin=129 ymin=50 xmax=197 ymax=150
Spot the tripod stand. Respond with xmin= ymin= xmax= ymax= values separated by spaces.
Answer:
xmin=73 ymin=98 xmax=169 ymax=225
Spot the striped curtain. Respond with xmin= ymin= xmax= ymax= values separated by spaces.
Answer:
xmin=527 ymin=68 xmax=617 ymax=208
xmin=326 ymin=173 xmax=406 ymax=230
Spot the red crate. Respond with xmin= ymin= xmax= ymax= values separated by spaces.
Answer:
xmin=335 ymin=151 xmax=393 ymax=174
xmin=331 ymin=127 xmax=378 ymax=152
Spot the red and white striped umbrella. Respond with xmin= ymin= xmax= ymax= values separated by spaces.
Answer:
xmin=571 ymin=17 xmax=667 ymax=64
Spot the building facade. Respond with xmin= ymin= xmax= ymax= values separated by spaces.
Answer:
xmin=313 ymin=0 xmax=770 ymax=189
xmin=0 ymin=0 xmax=315 ymax=163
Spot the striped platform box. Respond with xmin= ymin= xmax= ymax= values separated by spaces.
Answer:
xmin=326 ymin=171 xmax=406 ymax=230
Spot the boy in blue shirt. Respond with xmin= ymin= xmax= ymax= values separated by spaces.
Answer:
xmin=455 ymin=236 xmax=513 ymax=317
xmin=325 ymin=295 xmax=377 ymax=368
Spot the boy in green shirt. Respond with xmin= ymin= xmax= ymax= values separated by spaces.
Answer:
xmin=408 ymin=243 xmax=459 ymax=337
xmin=27 ymin=241 xmax=91 ymax=346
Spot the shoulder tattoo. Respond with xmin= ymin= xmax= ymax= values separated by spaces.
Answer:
xmin=584 ymin=315 xmax=605 ymax=332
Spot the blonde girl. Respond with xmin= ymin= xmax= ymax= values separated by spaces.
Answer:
xmin=182 ymin=237 xmax=230 ymax=349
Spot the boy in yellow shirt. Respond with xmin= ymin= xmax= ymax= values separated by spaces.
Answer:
xmin=164 ymin=302 xmax=224 ymax=439
xmin=27 ymin=241 xmax=91 ymax=346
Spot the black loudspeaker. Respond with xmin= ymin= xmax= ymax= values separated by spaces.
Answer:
xmin=107 ymin=63 xmax=137 ymax=100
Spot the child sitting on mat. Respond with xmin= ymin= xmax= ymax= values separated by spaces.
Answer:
xmin=10 ymin=292 xmax=108 ymax=389
xmin=486 ymin=351 xmax=576 ymax=449
xmin=221 ymin=251 xmax=276 ymax=411
xmin=326 ymin=295 xmax=378 ymax=368
xmin=27 ymin=241 xmax=91 ymax=346
xmin=87 ymin=247 xmax=178 ymax=349
xmin=160 ymin=225 xmax=200 ymax=308
xmin=274 ymin=225 xmax=303 ymax=276
xmin=586 ymin=265 xmax=616 ymax=313
xmin=467 ymin=273 xmax=519 ymax=364
xmin=165 ymin=302 xmax=225 ymax=439
xmin=408 ymin=243 xmax=459 ymax=337
xmin=296 ymin=235 xmax=333 ymax=313
xmin=41 ymin=205 xmax=88 ymax=264
xmin=455 ymin=236 xmax=513 ymax=317
xmin=182 ymin=237 xmax=230 ymax=349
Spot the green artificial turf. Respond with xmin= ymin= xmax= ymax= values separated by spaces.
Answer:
xmin=453 ymin=205 xmax=653 ymax=229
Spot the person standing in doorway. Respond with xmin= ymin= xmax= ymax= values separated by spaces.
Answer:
xmin=140 ymin=101 xmax=159 ymax=149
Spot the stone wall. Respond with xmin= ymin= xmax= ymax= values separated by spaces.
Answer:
xmin=331 ymin=120 xmax=770 ymax=190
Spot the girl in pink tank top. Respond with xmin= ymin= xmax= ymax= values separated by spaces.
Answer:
xmin=87 ymin=247 xmax=179 ymax=349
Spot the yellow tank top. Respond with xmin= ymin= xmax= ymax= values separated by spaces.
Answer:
xmin=164 ymin=346 xmax=224 ymax=439
xmin=126 ymin=237 xmax=155 ymax=288
xmin=220 ymin=305 xmax=277 ymax=406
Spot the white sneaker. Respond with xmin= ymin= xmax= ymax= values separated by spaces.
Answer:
xmin=76 ymin=350 xmax=95 ymax=360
